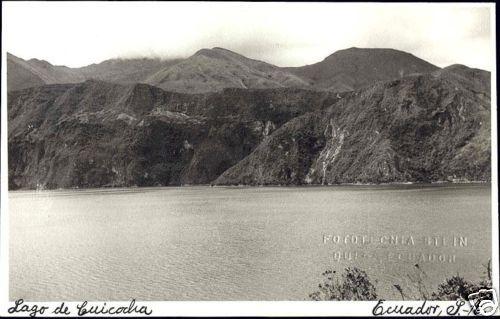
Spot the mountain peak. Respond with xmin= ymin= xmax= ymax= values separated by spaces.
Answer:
xmin=326 ymin=47 xmax=411 ymax=59
xmin=442 ymin=64 xmax=488 ymax=73
xmin=286 ymin=47 xmax=439 ymax=92
xmin=193 ymin=47 xmax=243 ymax=60
xmin=211 ymin=47 xmax=236 ymax=53
xmin=27 ymin=58 xmax=53 ymax=68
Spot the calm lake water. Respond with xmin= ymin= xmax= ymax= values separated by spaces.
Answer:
xmin=9 ymin=184 xmax=491 ymax=301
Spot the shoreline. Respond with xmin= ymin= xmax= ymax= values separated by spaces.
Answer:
xmin=8 ymin=180 xmax=491 ymax=193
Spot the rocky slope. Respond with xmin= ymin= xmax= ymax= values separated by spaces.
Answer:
xmin=8 ymin=81 xmax=339 ymax=189
xmin=284 ymin=47 xmax=439 ymax=92
xmin=215 ymin=67 xmax=490 ymax=185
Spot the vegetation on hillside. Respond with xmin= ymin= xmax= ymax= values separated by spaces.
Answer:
xmin=309 ymin=261 xmax=492 ymax=301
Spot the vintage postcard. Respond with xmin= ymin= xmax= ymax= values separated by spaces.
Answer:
xmin=0 ymin=1 xmax=498 ymax=317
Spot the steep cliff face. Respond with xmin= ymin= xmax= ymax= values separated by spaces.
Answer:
xmin=213 ymin=112 xmax=328 ymax=185
xmin=215 ymin=69 xmax=490 ymax=185
xmin=8 ymin=82 xmax=339 ymax=189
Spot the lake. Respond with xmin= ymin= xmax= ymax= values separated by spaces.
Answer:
xmin=9 ymin=184 xmax=491 ymax=301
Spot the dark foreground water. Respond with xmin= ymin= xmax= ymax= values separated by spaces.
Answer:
xmin=9 ymin=184 xmax=491 ymax=300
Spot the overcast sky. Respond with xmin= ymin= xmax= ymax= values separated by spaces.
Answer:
xmin=2 ymin=2 xmax=494 ymax=70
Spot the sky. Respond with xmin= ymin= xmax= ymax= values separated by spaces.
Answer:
xmin=2 ymin=2 xmax=494 ymax=70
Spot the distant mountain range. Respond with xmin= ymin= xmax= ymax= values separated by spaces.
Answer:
xmin=8 ymin=47 xmax=440 ymax=93
xmin=7 ymin=52 xmax=181 ymax=91
xmin=7 ymin=47 xmax=491 ymax=189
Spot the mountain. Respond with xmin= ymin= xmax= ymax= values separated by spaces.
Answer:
xmin=75 ymin=58 xmax=183 ymax=84
xmin=7 ymin=53 xmax=181 ymax=92
xmin=7 ymin=53 xmax=84 ymax=91
xmin=8 ymin=80 xmax=339 ymax=189
xmin=215 ymin=67 xmax=490 ymax=185
xmin=8 ymin=62 xmax=490 ymax=189
xmin=284 ymin=47 xmax=440 ymax=92
xmin=7 ymin=49 xmax=310 ymax=93
xmin=144 ymin=47 xmax=311 ymax=93
xmin=7 ymin=48 xmax=310 ymax=94
xmin=8 ymin=47 xmax=441 ymax=94
xmin=434 ymin=64 xmax=491 ymax=95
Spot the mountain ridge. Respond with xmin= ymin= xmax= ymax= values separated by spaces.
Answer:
xmin=8 ymin=61 xmax=490 ymax=189
xmin=8 ymin=47 xmax=474 ymax=94
xmin=7 ymin=47 xmax=491 ymax=189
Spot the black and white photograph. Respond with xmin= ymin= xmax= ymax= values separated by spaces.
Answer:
xmin=0 ymin=1 xmax=498 ymax=317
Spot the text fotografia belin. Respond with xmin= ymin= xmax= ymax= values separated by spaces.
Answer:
xmin=7 ymin=299 xmax=152 ymax=317
xmin=323 ymin=234 xmax=468 ymax=247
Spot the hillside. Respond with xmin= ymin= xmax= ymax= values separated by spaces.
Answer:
xmin=9 ymin=47 xmax=442 ymax=94
xmin=215 ymin=67 xmax=490 ymax=185
xmin=7 ymin=49 xmax=308 ymax=93
xmin=76 ymin=58 xmax=183 ymax=84
xmin=7 ymin=53 xmax=181 ymax=92
xmin=145 ymin=47 xmax=311 ymax=93
xmin=7 ymin=53 xmax=84 ymax=91
xmin=284 ymin=47 xmax=440 ymax=92
xmin=8 ymin=81 xmax=339 ymax=189
xmin=8 ymin=62 xmax=490 ymax=189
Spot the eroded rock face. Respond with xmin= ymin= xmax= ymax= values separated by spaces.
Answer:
xmin=215 ymin=70 xmax=491 ymax=185
xmin=8 ymin=82 xmax=339 ymax=189
xmin=213 ymin=112 xmax=328 ymax=185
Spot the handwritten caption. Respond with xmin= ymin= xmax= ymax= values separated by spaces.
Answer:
xmin=372 ymin=299 xmax=479 ymax=316
xmin=8 ymin=299 xmax=152 ymax=317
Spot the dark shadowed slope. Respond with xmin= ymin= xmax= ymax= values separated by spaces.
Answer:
xmin=8 ymin=81 xmax=339 ymax=189
xmin=284 ymin=47 xmax=440 ymax=92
